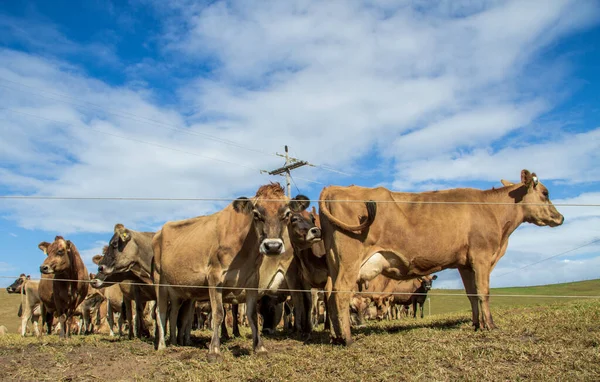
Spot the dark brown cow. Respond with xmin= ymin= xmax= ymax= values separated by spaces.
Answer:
xmin=153 ymin=183 xmax=310 ymax=360
xmin=319 ymin=170 xmax=564 ymax=345
xmin=39 ymin=236 xmax=89 ymax=338
xmin=286 ymin=207 xmax=328 ymax=333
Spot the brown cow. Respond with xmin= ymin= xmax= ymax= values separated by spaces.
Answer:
xmin=320 ymin=169 xmax=564 ymax=345
xmin=91 ymin=224 xmax=156 ymax=339
xmin=285 ymin=207 xmax=328 ymax=333
xmin=386 ymin=275 xmax=437 ymax=319
xmin=153 ymin=183 xmax=310 ymax=361
xmin=39 ymin=236 xmax=89 ymax=338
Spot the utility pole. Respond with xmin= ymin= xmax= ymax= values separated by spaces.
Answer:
xmin=268 ymin=145 xmax=310 ymax=197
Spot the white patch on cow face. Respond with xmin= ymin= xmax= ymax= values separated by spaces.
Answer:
xmin=91 ymin=278 xmax=104 ymax=288
xmin=260 ymin=238 xmax=285 ymax=255
xmin=532 ymin=176 xmax=539 ymax=186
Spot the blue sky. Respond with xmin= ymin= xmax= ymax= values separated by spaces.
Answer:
xmin=1 ymin=0 xmax=600 ymax=289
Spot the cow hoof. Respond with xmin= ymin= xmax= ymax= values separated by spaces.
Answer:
xmin=206 ymin=352 xmax=223 ymax=363
xmin=330 ymin=337 xmax=353 ymax=346
xmin=255 ymin=347 xmax=268 ymax=356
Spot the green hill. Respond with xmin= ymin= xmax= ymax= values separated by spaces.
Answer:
xmin=427 ymin=279 xmax=600 ymax=316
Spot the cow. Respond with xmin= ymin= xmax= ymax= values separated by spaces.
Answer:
xmin=319 ymin=169 xmax=564 ymax=345
xmin=7 ymin=273 xmax=30 ymax=294
xmin=385 ymin=275 xmax=437 ymax=320
xmin=152 ymin=182 xmax=311 ymax=361
xmin=11 ymin=274 xmax=55 ymax=337
xmin=39 ymin=236 xmax=89 ymax=339
xmin=91 ymin=224 xmax=156 ymax=339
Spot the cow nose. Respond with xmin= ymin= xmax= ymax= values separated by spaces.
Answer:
xmin=309 ymin=227 xmax=321 ymax=238
xmin=560 ymin=215 xmax=565 ymax=225
xmin=40 ymin=265 xmax=49 ymax=274
xmin=265 ymin=241 xmax=283 ymax=253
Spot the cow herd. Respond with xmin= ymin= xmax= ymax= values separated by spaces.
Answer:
xmin=5 ymin=169 xmax=564 ymax=362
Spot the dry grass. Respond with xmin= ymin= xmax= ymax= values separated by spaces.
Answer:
xmin=1 ymin=299 xmax=599 ymax=381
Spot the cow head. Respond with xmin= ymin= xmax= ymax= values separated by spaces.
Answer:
xmin=39 ymin=236 xmax=76 ymax=274
xmin=233 ymin=183 xmax=310 ymax=256
xmin=502 ymin=170 xmax=564 ymax=227
xmin=417 ymin=274 xmax=438 ymax=292
xmin=95 ymin=224 xmax=137 ymax=277
xmin=287 ymin=208 xmax=322 ymax=251
xmin=6 ymin=273 xmax=29 ymax=294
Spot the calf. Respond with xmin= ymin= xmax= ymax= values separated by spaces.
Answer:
xmin=39 ymin=236 xmax=89 ymax=338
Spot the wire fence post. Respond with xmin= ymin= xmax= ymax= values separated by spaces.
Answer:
xmin=428 ymin=297 xmax=431 ymax=317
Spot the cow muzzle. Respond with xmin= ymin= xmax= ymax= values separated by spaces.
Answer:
xmin=306 ymin=227 xmax=322 ymax=242
xmin=91 ymin=278 xmax=104 ymax=288
xmin=39 ymin=265 xmax=54 ymax=274
xmin=6 ymin=287 xmax=14 ymax=293
xmin=260 ymin=239 xmax=285 ymax=255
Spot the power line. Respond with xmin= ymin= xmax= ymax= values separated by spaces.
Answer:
xmin=493 ymin=238 xmax=600 ymax=278
xmin=0 ymin=195 xmax=597 ymax=206
xmin=0 ymin=107 xmax=323 ymax=185
xmin=0 ymin=77 xmax=349 ymax=177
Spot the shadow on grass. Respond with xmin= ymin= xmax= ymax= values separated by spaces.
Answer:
xmin=257 ymin=316 xmax=472 ymax=345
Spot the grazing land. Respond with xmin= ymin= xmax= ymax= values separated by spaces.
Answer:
xmin=0 ymin=280 xmax=599 ymax=381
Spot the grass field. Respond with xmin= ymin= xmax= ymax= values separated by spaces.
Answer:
xmin=0 ymin=280 xmax=599 ymax=381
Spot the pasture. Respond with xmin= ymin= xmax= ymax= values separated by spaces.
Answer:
xmin=1 ymin=280 xmax=599 ymax=381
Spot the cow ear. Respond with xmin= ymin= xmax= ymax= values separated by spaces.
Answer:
xmin=432 ymin=275 xmax=438 ymax=280
xmin=521 ymin=169 xmax=533 ymax=187
xmin=531 ymin=172 xmax=539 ymax=188
xmin=66 ymin=240 xmax=73 ymax=250
xmin=92 ymin=255 xmax=103 ymax=265
xmin=233 ymin=197 xmax=253 ymax=214
xmin=289 ymin=195 xmax=310 ymax=212
xmin=114 ymin=224 xmax=131 ymax=243
xmin=38 ymin=242 xmax=50 ymax=255
xmin=500 ymin=179 xmax=514 ymax=187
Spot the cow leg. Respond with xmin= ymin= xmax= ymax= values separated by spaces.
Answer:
xmin=21 ymin=303 xmax=32 ymax=337
xmin=169 ymin=297 xmax=183 ymax=346
xmin=246 ymin=290 xmax=267 ymax=355
xmin=45 ymin=310 xmax=54 ymax=336
xmin=458 ymin=267 xmax=481 ymax=329
xmin=473 ymin=261 xmax=496 ymax=330
xmin=420 ymin=301 xmax=425 ymax=319
xmin=154 ymin=284 xmax=168 ymax=351
xmin=232 ymin=304 xmax=241 ymax=337
xmin=59 ymin=313 xmax=67 ymax=339
xmin=107 ymin=303 xmax=115 ymax=337
xmin=207 ymin=286 xmax=224 ymax=363
xmin=177 ymin=300 xmax=194 ymax=346
xmin=220 ymin=314 xmax=230 ymax=341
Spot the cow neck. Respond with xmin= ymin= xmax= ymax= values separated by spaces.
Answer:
xmin=295 ymin=246 xmax=326 ymax=275
xmin=483 ymin=184 xmax=526 ymax=236
xmin=55 ymin=245 xmax=88 ymax=305
xmin=129 ymin=233 xmax=154 ymax=284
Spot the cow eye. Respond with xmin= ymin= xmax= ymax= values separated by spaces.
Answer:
xmin=253 ymin=210 xmax=262 ymax=221
xmin=542 ymin=190 xmax=549 ymax=198
xmin=283 ymin=210 xmax=292 ymax=220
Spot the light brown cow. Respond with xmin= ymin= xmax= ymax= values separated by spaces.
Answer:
xmin=39 ymin=236 xmax=89 ymax=339
xmin=319 ymin=170 xmax=564 ymax=345
xmin=153 ymin=183 xmax=310 ymax=361
xmin=13 ymin=277 xmax=40 ymax=336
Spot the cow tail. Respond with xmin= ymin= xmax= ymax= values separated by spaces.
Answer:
xmin=319 ymin=199 xmax=377 ymax=233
